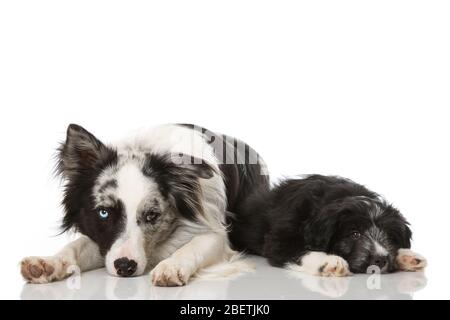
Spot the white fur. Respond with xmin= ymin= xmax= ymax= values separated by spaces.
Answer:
xmin=287 ymin=252 xmax=352 ymax=277
xmin=194 ymin=253 xmax=255 ymax=280
xmin=105 ymin=162 xmax=154 ymax=276
xmin=115 ymin=124 xmax=219 ymax=167
xmin=373 ymin=240 xmax=389 ymax=256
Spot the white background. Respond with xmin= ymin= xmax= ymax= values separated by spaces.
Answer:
xmin=0 ymin=1 xmax=449 ymax=299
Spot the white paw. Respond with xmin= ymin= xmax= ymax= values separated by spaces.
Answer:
xmin=318 ymin=255 xmax=352 ymax=277
xmin=150 ymin=258 xmax=194 ymax=287
xmin=20 ymin=256 xmax=70 ymax=284
xmin=396 ymin=249 xmax=427 ymax=272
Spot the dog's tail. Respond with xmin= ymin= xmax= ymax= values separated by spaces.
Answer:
xmin=194 ymin=251 xmax=255 ymax=280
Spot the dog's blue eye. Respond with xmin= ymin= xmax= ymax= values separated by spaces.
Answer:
xmin=98 ymin=209 xmax=109 ymax=220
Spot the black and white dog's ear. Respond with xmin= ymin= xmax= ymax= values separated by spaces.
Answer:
xmin=144 ymin=153 xmax=216 ymax=221
xmin=57 ymin=124 xmax=116 ymax=179
xmin=168 ymin=153 xmax=216 ymax=179
xmin=168 ymin=156 xmax=216 ymax=220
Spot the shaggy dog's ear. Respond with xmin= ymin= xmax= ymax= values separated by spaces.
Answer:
xmin=303 ymin=203 xmax=344 ymax=251
xmin=143 ymin=153 xmax=216 ymax=221
xmin=379 ymin=206 xmax=412 ymax=249
xmin=56 ymin=124 xmax=116 ymax=179
xmin=399 ymin=223 xmax=412 ymax=248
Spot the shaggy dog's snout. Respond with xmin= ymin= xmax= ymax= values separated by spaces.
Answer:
xmin=114 ymin=257 xmax=138 ymax=277
xmin=370 ymin=255 xmax=388 ymax=269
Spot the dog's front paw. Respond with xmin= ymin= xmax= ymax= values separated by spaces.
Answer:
xmin=318 ymin=255 xmax=352 ymax=277
xmin=20 ymin=256 xmax=69 ymax=284
xmin=396 ymin=249 xmax=427 ymax=272
xmin=150 ymin=258 xmax=194 ymax=287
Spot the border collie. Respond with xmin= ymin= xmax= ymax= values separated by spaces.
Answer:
xmin=229 ymin=175 xmax=426 ymax=276
xmin=20 ymin=124 xmax=269 ymax=286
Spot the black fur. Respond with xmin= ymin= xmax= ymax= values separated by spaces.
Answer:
xmin=229 ymin=175 xmax=412 ymax=273
xmin=56 ymin=124 xmax=122 ymax=254
xmin=176 ymin=124 xmax=270 ymax=217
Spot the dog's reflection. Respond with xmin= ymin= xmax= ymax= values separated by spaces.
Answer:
xmin=223 ymin=261 xmax=427 ymax=300
xmin=283 ymin=270 xmax=427 ymax=299
xmin=21 ymin=266 xmax=427 ymax=300
xmin=21 ymin=269 xmax=232 ymax=300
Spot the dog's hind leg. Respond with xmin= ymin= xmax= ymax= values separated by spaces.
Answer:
xmin=20 ymin=235 xmax=104 ymax=284
xmin=286 ymin=251 xmax=352 ymax=277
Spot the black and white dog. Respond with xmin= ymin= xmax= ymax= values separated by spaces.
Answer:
xmin=20 ymin=124 xmax=268 ymax=286
xmin=229 ymin=175 xmax=426 ymax=276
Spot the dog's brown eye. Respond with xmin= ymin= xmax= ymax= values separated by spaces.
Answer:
xmin=144 ymin=209 xmax=159 ymax=224
xmin=351 ymin=231 xmax=361 ymax=239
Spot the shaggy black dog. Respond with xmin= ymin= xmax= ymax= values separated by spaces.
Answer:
xmin=229 ymin=175 xmax=426 ymax=276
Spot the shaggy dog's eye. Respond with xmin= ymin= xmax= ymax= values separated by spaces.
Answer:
xmin=350 ymin=231 xmax=361 ymax=239
xmin=144 ymin=209 xmax=159 ymax=224
xmin=98 ymin=208 xmax=109 ymax=220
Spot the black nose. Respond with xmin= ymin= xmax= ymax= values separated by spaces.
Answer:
xmin=114 ymin=257 xmax=137 ymax=277
xmin=370 ymin=255 xmax=387 ymax=269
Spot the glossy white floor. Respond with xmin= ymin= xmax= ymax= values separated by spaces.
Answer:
xmin=16 ymin=256 xmax=435 ymax=300
xmin=2 ymin=0 xmax=450 ymax=301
